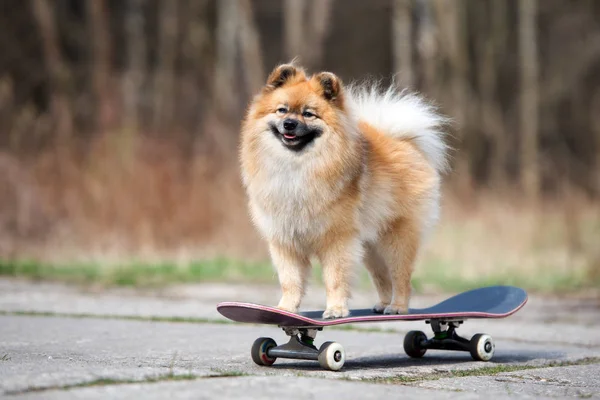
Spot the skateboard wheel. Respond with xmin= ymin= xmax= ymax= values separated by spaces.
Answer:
xmin=403 ymin=330 xmax=427 ymax=358
xmin=251 ymin=337 xmax=277 ymax=366
xmin=469 ymin=333 xmax=494 ymax=361
xmin=318 ymin=341 xmax=345 ymax=371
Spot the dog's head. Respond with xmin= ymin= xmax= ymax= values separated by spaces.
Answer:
xmin=242 ymin=63 xmax=352 ymax=155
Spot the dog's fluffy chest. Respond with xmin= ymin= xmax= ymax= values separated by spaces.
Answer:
xmin=246 ymin=162 xmax=338 ymax=244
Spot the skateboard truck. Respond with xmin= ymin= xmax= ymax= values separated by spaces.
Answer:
xmin=266 ymin=328 xmax=319 ymax=360
xmin=428 ymin=319 xmax=470 ymax=350
xmin=250 ymin=326 xmax=346 ymax=371
xmin=403 ymin=319 xmax=495 ymax=361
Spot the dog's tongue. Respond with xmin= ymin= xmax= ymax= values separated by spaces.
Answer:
xmin=283 ymin=133 xmax=296 ymax=139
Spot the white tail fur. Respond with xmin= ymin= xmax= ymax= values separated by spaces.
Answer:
xmin=346 ymin=84 xmax=450 ymax=173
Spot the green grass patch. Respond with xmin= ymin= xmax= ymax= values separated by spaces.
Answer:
xmin=0 ymin=257 xmax=275 ymax=287
xmin=209 ymin=369 xmax=249 ymax=377
xmin=366 ymin=364 xmax=540 ymax=384
xmin=1 ymin=255 xmax=595 ymax=294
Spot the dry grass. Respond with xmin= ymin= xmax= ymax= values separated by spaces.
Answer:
xmin=414 ymin=193 xmax=600 ymax=292
xmin=0 ymin=129 xmax=599 ymax=293
xmin=0 ymin=129 xmax=264 ymax=264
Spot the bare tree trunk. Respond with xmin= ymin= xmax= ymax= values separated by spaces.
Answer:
xmin=591 ymin=90 xmax=600 ymax=195
xmin=238 ymin=0 xmax=265 ymax=96
xmin=433 ymin=0 xmax=467 ymax=124
xmin=415 ymin=0 xmax=438 ymax=98
xmin=180 ymin=0 xmax=211 ymax=132
xmin=471 ymin=0 xmax=507 ymax=189
xmin=519 ymin=0 xmax=540 ymax=202
xmin=304 ymin=0 xmax=333 ymax=70
xmin=153 ymin=0 xmax=179 ymax=132
xmin=31 ymin=0 xmax=73 ymax=139
xmin=392 ymin=0 xmax=414 ymax=88
xmin=214 ymin=0 xmax=239 ymax=114
xmin=284 ymin=0 xmax=304 ymax=61
xmin=86 ymin=0 xmax=112 ymax=132
xmin=181 ymin=0 xmax=212 ymax=79
xmin=123 ymin=0 xmax=146 ymax=130
xmin=487 ymin=0 xmax=508 ymax=187
xmin=432 ymin=0 xmax=470 ymax=191
xmin=283 ymin=0 xmax=332 ymax=70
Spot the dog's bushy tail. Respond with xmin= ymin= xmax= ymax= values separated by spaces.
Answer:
xmin=346 ymin=84 xmax=450 ymax=174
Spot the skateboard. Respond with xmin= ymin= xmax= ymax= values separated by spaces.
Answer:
xmin=217 ymin=285 xmax=527 ymax=371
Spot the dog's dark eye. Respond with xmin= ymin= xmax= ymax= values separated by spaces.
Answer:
xmin=302 ymin=111 xmax=315 ymax=118
xmin=276 ymin=107 xmax=287 ymax=114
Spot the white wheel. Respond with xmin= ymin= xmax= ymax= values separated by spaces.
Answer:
xmin=318 ymin=341 xmax=345 ymax=371
xmin=251 ymin=337 xmax=277 ymax=366
xmin=470 ymin=333 xmax=494 ymax=361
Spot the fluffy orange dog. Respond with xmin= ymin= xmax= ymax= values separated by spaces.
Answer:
xmin=240 ymin=63 xmax=448 ymax=319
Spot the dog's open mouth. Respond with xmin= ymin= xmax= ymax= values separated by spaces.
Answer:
xmin=270 ymin=126 xmax=319 ymax=151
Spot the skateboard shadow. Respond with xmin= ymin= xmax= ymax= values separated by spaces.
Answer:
xmin=270 ymin=349 xmax=555 ymax=371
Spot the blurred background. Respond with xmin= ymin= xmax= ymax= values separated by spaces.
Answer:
xmin=0 ymin=0 xmax=598 ymax=293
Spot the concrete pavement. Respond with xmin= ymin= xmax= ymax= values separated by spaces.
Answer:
xmin=1 ymin=278 xmax=599 ymax=398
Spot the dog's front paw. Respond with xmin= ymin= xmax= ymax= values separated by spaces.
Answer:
xmin=277 ymin=299 xmax=299 ymax=314
xmin=372 ymin=302 xmax=388 ymax=314
xmin=322 ymin=305 xmax=349 ymax=319
xmin=277 ymin=305 xmax=298 ymax=314
xmin=383 ymin=304 xmax=408 ymax=315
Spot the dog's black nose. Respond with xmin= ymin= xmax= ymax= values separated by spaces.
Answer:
xmin=283 ymin=119 xmax=298 ymax=131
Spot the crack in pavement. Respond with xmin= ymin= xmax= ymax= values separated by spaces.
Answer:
xmin=3 ymin=371 xmax=251 ymax=396
xmin=0 ymin=310 xmax=234 ymax=325
xmin=356 ymin=357 xmax=600 ymax=386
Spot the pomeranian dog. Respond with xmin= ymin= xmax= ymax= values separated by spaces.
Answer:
xmin=240 ymin=63 xmax=448 ymax=319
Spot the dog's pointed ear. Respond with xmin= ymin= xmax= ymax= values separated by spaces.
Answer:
xmin=265 ymin=64 xmax=302 ymax=91
xmin=313 ymin=72 xmax=342 ymax=101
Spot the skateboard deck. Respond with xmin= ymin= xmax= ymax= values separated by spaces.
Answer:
xmin=217 ymin=285 xmax=528 ymax=327
xmin=216 ymin=285 xmax=528 ymax=371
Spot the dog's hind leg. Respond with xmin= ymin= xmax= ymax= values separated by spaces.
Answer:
xmin=376 ymin=217 xmax=421 ymax=314
xmin=364 ymin=244 xmax=393 ymax=313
